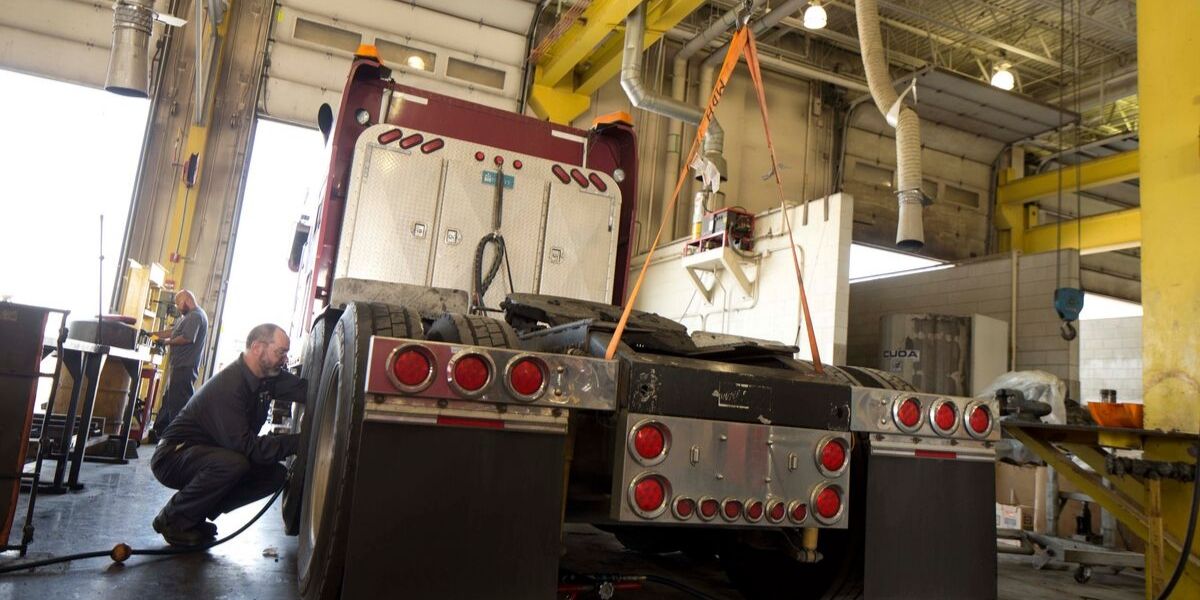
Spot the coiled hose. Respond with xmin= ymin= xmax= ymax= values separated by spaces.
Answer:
xmin=0 ymin=485 xmax=284 ymax=575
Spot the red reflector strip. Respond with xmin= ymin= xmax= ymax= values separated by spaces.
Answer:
xmin=400 ymin=133 xmax=424 ymax=149
xmin=551 ymin=164 xmax=570 ymax=184
xmin=420 ymin=138 xmax=444 ymax=154
xmin=588 ymin=173 xmax=608 ymax=192
xmin=435 ymin=415 xmax=504 ymax=430
xmin=914 ymin=449 xmax=958 ymax=460
xmin=377 ymin=128 xmax=403 ymax=144
xmin=570 ymin=169 xmax=589 ymax=188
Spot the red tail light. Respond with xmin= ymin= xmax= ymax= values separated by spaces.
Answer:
xmin=388 ymin=345 xmax=433 ymax=392
xmin=767 ymin=501 xmax=786 ymax=523
xmin=932 ymin=401 xmax=958 ymax=434
xmin=630 ymin=421 xmax=668 ymax=464
xmin=377 ymin=128 xmax=403 ymax=145
xmin=967 ymin=403 xmax=992 ymax=437
xmin=628 ymin=474 xmax=669 ymax=518
xmin=507 ymin=357 xmax=545 ymax=398
xmin=745 ymin=499 xmax=764 ymax=522
xmin=817 ymin=438 xmax=848 ymax=475
xmin=894 ymin=397 xmax=923 ymax=431
xmin=451 ymin=354 xmax=490 ymax=393
xmin=672 ymin=497 xmax=695 ymax=520
xmin=698 ymin=497 xmax=719 ymax=521
xmin=789 ymin=501 xmax=808 ymax=524
xmin=721 ymin=499 xmax=743 ymax=521
xmin=814 ymin=485 xmax=843 ymax=523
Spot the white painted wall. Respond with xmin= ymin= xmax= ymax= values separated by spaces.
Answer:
xmin=1079 ymin=316 xmax=1142 ymax=403
xmin=628 ymin=194 xmax=853 ymax=364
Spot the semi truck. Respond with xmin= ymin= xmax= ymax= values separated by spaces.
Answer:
xmin=282 ymin=48 xmax=1000 ymax=599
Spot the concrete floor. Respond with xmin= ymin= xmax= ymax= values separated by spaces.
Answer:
xmin=1 ymin=452 xmax=1144 ymax=599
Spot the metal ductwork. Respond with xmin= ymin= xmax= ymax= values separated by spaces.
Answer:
xmin=855 ymin=0 xmax=925 ymax=250
xmin=621 ymin=2 xmax=726 ymax=180
xmin=105 ymin=0 xmax=156 ymax=98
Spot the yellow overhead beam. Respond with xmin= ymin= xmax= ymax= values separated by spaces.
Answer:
xmin=536 ymin=0 xmax=642 ymax=89
xmin=1022 ymin=207 xmax=1141 ymax=255
xmin=997 ymin=149 xmax=1140 ymax=206
xmin=576 ymin=0 xmax=707 ymax=95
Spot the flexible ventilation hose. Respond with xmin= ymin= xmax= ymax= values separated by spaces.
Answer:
xmin=855 ymin=0 xmax=924 ymax=250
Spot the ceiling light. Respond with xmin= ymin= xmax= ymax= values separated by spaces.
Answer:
xmin=803 ymin=1 xmax=827 ymax=30
xmin=990 ymin=63 xmax=1015 ymax=91
xmin=406 ymin=55 xmax=426 ymax=71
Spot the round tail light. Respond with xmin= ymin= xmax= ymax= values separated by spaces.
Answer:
xmin=698 ymin=497 xmax=720 ymax=521
xmin=672 ymin=497 xmax=695 ymax=520
xmin=813 ymin=485 xmax=843 ymax=524
xmin=450 ymin=354 xmax=491 ymax=394
xmin=894 ymin=396 xmax=924 ymax=432
xmin=628 ymin=474 xmax=669 ymax=518
xmin=817 ymin=437 xmax=848 ymax=476
xmin=767 ymin=501 xmax=787 ymax=523
xmin=932 ymin=400 xmax=958 ymax=435
xmin=745 ymin=499 xmax=764 ymax=522
xmin=966 ymin=402 xmax=993 ymax=438
xmin=388 ymin=345 xmax=433 ymax=392
xmin=721 ymin=499 xmax=743 ymax=522
xmin=629 ymin=421 xmax=669 ymax=465
xmin=506 ymin=356 xmax=546 ymax=398
xmin=788 ymin=501 xmax=808 ymax=524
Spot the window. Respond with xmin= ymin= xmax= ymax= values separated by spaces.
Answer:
xmin=377 ymin=39 xmax=436 ymax=72
xmin=294 ymin=18 xmax=362 ymax=53
xmin=1079 ymin=293 xmax=1142 ymax=320
xmin=848 ymin=244 xmax=946 ymax=282
xmin=921 ymin=178 xmax=938 ymax=201
xmin=852 ymin=160 xmax=894 ymax=189
xmin=944 ymin=184 xmax=980 ymax=208
xmin=446 ymin=57 xmax=506 ymax=90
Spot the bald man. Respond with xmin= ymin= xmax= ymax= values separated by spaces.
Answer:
xmin=149 ymin=289 xmax=209 ymax=441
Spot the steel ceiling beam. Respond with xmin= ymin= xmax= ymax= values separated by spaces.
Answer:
xmin=998 ymin=149 xmax=1139 ymax=206
xmin=534 ymin=0 xmax=642 ymax=88
xmin=1021 ymin=0 xmax=1137 ymax=43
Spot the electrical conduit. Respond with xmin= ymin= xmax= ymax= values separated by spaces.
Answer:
xmin=854 ymin=0 xmax=925 ymax=249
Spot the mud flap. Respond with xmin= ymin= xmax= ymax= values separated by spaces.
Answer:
xmin=340 ymin=420 xmax=567 ymax=599
xmin=863 ymin=454 xmax=997 ymax=599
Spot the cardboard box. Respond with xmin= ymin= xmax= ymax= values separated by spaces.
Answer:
xmin=996 ymin=503 xmax=1033 ymax=530
xmin=995 ymin=463 xmax=1048 ymax=532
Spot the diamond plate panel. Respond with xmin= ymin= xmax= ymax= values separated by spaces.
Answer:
xmin=337 ymin=144 xmax=444 ymax=286
xmin=540 ymin=182 xmax=619 ymax=303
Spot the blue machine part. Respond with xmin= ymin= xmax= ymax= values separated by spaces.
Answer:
xmin=1054 ymin=287 xmax=1085 ymax=322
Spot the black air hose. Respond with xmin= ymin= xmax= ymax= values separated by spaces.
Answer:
xmin=472 ymin=232 xmax=507 ymax=308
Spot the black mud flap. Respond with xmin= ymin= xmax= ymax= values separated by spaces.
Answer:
xmin=340 ymin=420 xmax=567 ymax=599
xmin=863 ymin=454 xmax=997 ymax=599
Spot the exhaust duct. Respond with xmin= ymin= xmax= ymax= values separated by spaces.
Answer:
xmin=105 ymin=0 xmax=156 ymax=98
xmin=854 ymin=0 xmax=924 ymax=250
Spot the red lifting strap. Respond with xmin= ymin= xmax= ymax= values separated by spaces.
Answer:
xmin=605 ymin=27 xmax=824 ymax=374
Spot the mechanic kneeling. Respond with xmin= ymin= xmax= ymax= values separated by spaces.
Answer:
xmin=151 ymin=323 xmax=304 ymax=546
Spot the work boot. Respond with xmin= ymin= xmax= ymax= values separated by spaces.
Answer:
xmin=152 ymin=514 xmax=210 ymax=547
xmin=196 ymin=521 xmax=218 ymax=539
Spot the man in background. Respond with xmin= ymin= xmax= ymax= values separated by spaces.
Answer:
xmin=149 ymin=289 xmax=208 ymax=442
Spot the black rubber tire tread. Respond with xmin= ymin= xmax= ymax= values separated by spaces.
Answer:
xmin=297 ymin=302 xmax=421 ymax=600
xmin=282 ymin=311 xmax=339 ymax=536
xmin=425 ymin=312 xmax=520 ymax=348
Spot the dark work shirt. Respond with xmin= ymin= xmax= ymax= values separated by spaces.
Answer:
xmin=171 ymin=305 xmax=208 ymax=375
xmin=162 ymin=355 xmax=303 ymax=465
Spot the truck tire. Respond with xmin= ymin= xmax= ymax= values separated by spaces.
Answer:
xmin=283 ymin=310 xmax=341 ymax=536
xmin=297 ymin=302 xmax=421 ymax=600
xmin=425 ymin=313 xmax=520 ymax=348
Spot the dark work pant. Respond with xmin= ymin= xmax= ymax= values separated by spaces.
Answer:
xmin=151 ymin=442 xmax=286 ymax=529
xmin=153 ymin=367 xmax=197 ymax=435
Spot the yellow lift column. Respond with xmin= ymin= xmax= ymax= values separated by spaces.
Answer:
xmin=1139 ymin=0 xmax=1200 ymax=597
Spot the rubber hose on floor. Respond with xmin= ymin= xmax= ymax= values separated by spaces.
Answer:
xmin=0 ymin=485 xmax=284 ymax=575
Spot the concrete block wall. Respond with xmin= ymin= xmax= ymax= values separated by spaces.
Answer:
xmin=629 ymin=194 xmax=852 ymax=364
xmin=847 ymin=250 xmax=1081 ymax=397
xmin=1079 ymin=317 xmax=1143 ymax=403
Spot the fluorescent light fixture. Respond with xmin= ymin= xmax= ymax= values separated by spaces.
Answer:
xmin=803 ymin=2 xmax=827 ymax=30
xmin=990 ymin=63 xmax=1015 ymax=91
xmin=406 ymin=55 xmax=426 ymax=71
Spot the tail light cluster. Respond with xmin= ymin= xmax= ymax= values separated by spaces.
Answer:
xmin=386 ymin=344 xmax=549 ymax=402
xmin=893 ymin=396 xmax=994 ymax=439
xmin=625 ymin=420 xmax=847 ymax=526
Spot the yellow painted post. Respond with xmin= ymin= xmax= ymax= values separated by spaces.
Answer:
xmin=1146 ymin=478 xmax=1164 ymax=600
xmin=1140 ymin=1 xmax=1200 ymax=597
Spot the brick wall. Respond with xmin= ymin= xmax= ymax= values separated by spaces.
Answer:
xmin=847 ymin=250 xmax=1081 ymax=397
xmin=1079 ymin=317 xmax=1142 ymax=403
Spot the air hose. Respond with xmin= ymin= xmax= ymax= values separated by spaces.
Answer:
xmin=0 ymin=485 xmax=284 ymax=575
xmin=472 ymin=232 xmax=513 ymax=310
xmin=1154 ymin=444 xmax=1200 ymax=600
